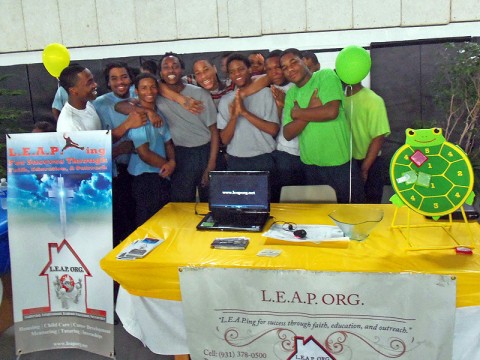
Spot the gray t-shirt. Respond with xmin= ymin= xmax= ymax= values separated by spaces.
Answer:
xmin=275 ymin=82 xmax=300 ymax=156
xmin=217 ymin=87 xmax=279 ymax=157
xmin=156 ymin=84 xmax=217 ymax=147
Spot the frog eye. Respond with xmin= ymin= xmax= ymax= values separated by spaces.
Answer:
xmin=432 ymin=128 xmax=441 ymax=134
xmin=407 ymin=129 xmax=415 ymax=137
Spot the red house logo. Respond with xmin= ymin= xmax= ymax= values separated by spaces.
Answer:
xmin=22 ymin=239 xmax=105 ymax=320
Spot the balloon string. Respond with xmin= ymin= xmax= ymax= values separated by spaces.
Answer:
xmin=345 ymin=85 xmax=353 ymax=204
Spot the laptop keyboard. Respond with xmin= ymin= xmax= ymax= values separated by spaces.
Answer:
xmin=217 ymin=212 xmax=268 ymax=226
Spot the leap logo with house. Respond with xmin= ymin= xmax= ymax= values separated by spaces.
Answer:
xmin=40 ymin=240 xmax=91 ymax=314
xmin=288 ymin=336 xmax=336 ymax=360
xmin=21 ymin=240 xmax=106 ymax=320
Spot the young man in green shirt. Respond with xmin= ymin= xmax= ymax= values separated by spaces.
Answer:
xmin=280 ymin=48 xmax=364 ymax=203
xmin=345 ymin=82 xmax=391 ymax=203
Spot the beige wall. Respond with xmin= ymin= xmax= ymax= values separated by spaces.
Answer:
xmin=1 ymin=0 xmax=480 ymax=53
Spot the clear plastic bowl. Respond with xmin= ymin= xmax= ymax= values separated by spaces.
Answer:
xmin=328 ymin=206 xmax=384 ymax=241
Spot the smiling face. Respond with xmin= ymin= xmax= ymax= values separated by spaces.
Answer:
xmin=136 ymin=77 xmax=159 ymax=107
xmin=160 ymin=56 xmax=183 ymax=86
xmin=228 ymin=59 xmax=252 ymax=88
xmin=72 ymin=69 xmax=98 ymax=102
xmin=280 ymin=52 xmax=311 ymax=87
xmin=108 ymin=67 xmax=132 ymax=98
xmin=405 ymin=128 xmax=445 ymax=147
xmin=193 ymin=60 xmax=219 ymax=91
xmin=265 ymin=56 xmax=286 ymax=86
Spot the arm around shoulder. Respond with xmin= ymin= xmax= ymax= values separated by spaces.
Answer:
xmin=111 ymin=106 xmax=147 ymax=142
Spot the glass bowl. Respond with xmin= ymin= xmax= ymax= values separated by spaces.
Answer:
xmin=328 ymin=206 xmax=384 ymax=241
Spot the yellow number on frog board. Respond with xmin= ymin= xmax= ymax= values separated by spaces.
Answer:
xmin=455 ymin=192 xmax=461 ymax=198
xmin=434 ymin=203 xmax=439 ymax=209
xmin=410 ymin=195 xmax=416 ymax=202
xmin=428 ymin=163 xmax=433 ymax=169
xmin=425 ymin=148 xmax=430 ymax=154
xmin=448 ymin=151 xmax=453 ymax=157
xmin=457 ymin=171 xmax=463 ymax=177
xmin=404 ymin=154 xmax=409 ymax=160
xmin=431 ymin=183 xmax=436 ymax=189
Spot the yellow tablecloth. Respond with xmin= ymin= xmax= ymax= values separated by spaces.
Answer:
xmin=100 ymin=203 xmax=480 ymax=307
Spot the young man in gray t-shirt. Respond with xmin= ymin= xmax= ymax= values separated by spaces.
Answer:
xmin=157 ymin=53 xmax=219 ymax=202
xmin=217 ymin=53 xmax=279 ymax=172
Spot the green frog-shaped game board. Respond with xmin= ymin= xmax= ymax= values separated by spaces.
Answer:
xmin=390 ymin=128 xmax=475 ymax=219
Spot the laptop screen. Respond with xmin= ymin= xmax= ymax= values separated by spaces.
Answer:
xmin=209 ymin=171 xmax=270 ymax=213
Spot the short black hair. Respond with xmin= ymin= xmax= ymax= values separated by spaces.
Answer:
xmin=140 ymin=59 xmax=158 ymax=74
xmin=103 ymin=62 xmax=134 ymax=89
xmin=221 ymin=51 xmax=233 ymax=60
xmin=160 ymin=52 xmax=185 ymax=70
xmin=226 ymin=53 xmax=250 ymax=72
xmin=248 ymin=51 xmax=265 ymax=59
xmin=134 ymin=72 xmax=159 ymax=89
xmin=280 ymin=48 xmax=304 ymax=60
xmin=33 ymin=121 xmax=55 ymax=132
xmin=266 ymin=49 xmax=283 ymax=60
xmin=193 ymin=58 xmax=215 ymax=68
xmin=302 ymin=50 xmax=319 ymax=65
xmin=59 ymin=65 xmax=86 ymax=93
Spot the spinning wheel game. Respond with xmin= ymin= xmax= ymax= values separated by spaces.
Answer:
xmin=389 ymin=128 xmax=476 ymax=251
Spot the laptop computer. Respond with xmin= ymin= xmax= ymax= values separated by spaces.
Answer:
xmin=196 ymin=171 xmax=271 ymax=232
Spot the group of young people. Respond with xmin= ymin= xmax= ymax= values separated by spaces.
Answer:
xmin=50 ymin=48 xmax=390 ymax=243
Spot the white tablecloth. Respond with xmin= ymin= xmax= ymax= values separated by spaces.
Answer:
xmin=116 ymin=287 xmax=188 ymax=354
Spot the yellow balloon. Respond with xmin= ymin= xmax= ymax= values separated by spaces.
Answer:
xmin=42 ymin=43 xmax=70 ymax=78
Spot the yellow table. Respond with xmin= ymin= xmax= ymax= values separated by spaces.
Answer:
xmin=101 ymin=202 xmax=480 ymax=308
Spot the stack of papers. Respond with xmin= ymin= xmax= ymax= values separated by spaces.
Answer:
xmin=263 ymin=224 xmax=348 ymax=243
xmin=116 ymin=237 xmax=164 ymax=260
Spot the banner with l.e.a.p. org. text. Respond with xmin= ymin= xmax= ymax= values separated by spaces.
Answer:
xmin=180 ymin=268 xmax=456 ymax=360
xmin=6 ymin=131 xmax=114 ymax=358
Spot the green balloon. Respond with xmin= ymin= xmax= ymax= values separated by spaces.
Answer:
xmin=335 ymin=46 xmax=371 ymax=85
